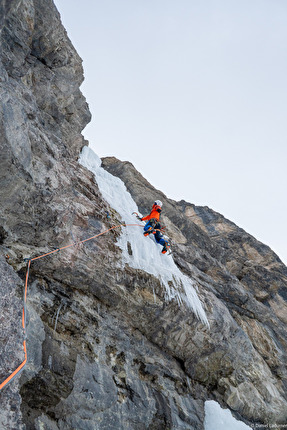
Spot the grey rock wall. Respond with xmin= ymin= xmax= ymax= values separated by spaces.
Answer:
xmin=0 ymin=1 xmax=286 ymax=429
xmin=0 ymin=255 xmax=24 ymax=429
xmin=101 ymin=157 xmax=287 ymax=427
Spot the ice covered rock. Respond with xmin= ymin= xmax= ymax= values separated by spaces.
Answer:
xmin=0 ymin=0 xmax=287 ymax=429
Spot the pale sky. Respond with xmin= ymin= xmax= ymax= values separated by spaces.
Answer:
xmin=55 ymin=0 xmax=287 ymax=265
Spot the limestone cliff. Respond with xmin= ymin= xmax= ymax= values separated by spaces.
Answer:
xmin=0 ymin=1 xmax=287 ymax=429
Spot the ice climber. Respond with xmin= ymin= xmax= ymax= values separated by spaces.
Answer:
xmin=138 ymin=200 xmax=170 ymax=254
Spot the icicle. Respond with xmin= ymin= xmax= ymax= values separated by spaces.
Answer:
xmin=54 ymin=303 xmax=62 ymax=332
xmin=153 ymin=288 xmax=156 ymax=304
xmin=48 ymin=355 xmax=53 ymax=369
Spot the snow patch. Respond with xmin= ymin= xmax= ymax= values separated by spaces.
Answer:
xmin=79 ymin=146 xmax=208 ymax=325
xmin=204 ymin=401 xmax=252 ymax=430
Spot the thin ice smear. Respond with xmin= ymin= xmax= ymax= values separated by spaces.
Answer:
xmin=79 ymin=146 xmax=208 ymax=325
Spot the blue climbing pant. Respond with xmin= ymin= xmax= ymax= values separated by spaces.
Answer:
xmin=144 ymin=221 xmax=166 ymax=246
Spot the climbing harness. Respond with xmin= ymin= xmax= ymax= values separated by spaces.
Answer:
xmin=0 ymin=222 xmax=142 ymax=392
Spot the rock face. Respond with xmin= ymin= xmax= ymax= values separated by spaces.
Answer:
xmin=0 ymin=1 xmax=287 ymax=429
xmin=101 ymin=158 xmax=287 ymax=424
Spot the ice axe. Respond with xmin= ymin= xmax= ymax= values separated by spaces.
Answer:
xmin=132 ymin=211 xmax=142 ymax=221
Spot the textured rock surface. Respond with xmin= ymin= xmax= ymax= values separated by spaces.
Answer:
xmin=101 ymin=158 xmax=287 ymax=426
xmin=0 ymin=1 xmax=287 ymax=429
xmin=0 ymin=255 xmax=24 ymax=429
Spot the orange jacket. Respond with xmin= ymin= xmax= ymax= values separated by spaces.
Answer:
xmin=141 ymin=204 xmax=162 ymax=222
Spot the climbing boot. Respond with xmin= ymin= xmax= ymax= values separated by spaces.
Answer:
xmin=161 ymin=242 xmax=170 ymax=254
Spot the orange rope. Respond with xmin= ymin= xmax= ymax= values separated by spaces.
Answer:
xmin=0 ymin=222 xmax=143 ymax=391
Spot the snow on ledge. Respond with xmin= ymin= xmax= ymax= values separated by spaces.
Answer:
xmin=79 ymin=146 xmax=208 ymax=325
xmin=204 ymin=400 xmax=252 ymax=430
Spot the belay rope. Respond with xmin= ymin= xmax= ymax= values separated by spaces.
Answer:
xmin=0 ymin=222 xmax=143 ymax=391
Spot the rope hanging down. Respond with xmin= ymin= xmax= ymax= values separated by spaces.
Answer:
xmin=0 ymin=222 xmax=142 ymax=391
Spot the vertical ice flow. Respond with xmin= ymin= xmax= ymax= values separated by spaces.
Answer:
xmin=79 ymin=146 xmax=208 ymax=325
